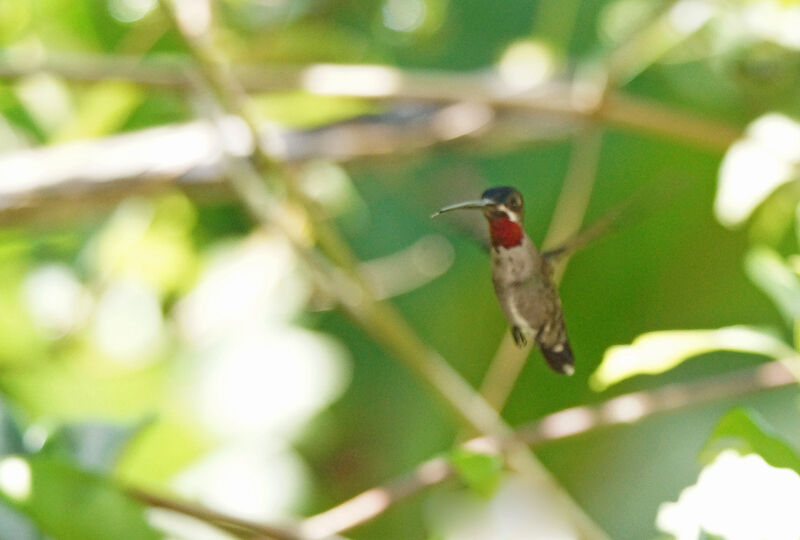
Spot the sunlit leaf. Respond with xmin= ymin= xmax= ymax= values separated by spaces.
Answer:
xmin=657 ymin=451 xmax=800 ymax=540
xmin=590 ymin=326 xmax=793 ymax=390
xmin=700 ymin=408 xmax=800 ymax=474
xmin=2 ymin=361 xmax=166 ymax=420
xmin=54 ymin=81 xmax=143 ymax=141
xmin=40 ymin=418 xmax=151 ymax=474
xmin=0 ymin=455 xmax=159 ymax=540
xmin=252 ymin=92 xmax=378 ymax=128
xmin=715 ymin=114 xmax=800 ymax=227
xmin=116 ymin=418 xmax=212 ymax=487
xmin=448 ymin=449 xmax=503 ymax=498
xmin=745 ymin=246 xmax=800 ymax=323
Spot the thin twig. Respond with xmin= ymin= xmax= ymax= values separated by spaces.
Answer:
xmin=128 ymin=488 xmax=304 ymax=540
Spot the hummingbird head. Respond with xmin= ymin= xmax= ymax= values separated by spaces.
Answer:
xmin=432 ymin=186 xmax=525 ymax=249
xmin=479 ymin=186 xmax=524 ymax=223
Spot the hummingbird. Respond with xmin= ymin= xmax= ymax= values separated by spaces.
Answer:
xmin=432 ymin=186 xmax=574 ymax=375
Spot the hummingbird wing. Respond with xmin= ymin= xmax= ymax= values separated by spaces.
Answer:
xmin=542 ymin=202 xmax=627 ymax=263
xmin=542 ymin=176 xmax=689 ymax=264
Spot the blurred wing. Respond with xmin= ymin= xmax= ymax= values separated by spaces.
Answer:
xmin=543 ymin=176 xmax=689 ymax=263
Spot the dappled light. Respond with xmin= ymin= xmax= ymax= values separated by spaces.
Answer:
xmin=716 ymin=114 xmax=800 ymax=227
xmin=591 ymin=326 xmax=795 ymax=391
xmin=0 ymin=457 xmax=31 ymax=502
xmin=427 ymin=475 xmax=576 ymax=540
xmin=657 ymin=451 xmax=800 ymax=540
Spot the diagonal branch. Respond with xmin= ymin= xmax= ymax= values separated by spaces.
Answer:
xmin=154 ymin=1 xmax=612 ymax=538
xmin=126 ymin=361 xmax=796 ymax=539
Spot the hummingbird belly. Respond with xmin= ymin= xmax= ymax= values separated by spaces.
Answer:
xmin=490 ymin=241 xmax=560 ymax=340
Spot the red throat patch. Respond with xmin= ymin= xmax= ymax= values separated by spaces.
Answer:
xmin=489 ymin=216 xmax=523 ymax=248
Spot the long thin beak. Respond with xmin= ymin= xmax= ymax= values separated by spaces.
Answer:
xmin=431 ymin=199 xmax=494 ymax=218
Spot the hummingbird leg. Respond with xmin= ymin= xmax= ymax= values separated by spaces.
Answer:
xmin=511 ymin=326 xmax=527 ymax=347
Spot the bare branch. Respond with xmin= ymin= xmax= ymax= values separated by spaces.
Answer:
xmin=128 ymin=488 xmax=306 ymax=540
xmin=0 ymin=108 xmax=582 ymax=227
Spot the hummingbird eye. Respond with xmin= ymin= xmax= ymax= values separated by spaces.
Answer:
xmin=508 ymin=195 xmax=521 ymax=209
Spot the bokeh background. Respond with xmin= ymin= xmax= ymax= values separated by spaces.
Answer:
xmin=0 ymin=0 xmax=799 ymax=539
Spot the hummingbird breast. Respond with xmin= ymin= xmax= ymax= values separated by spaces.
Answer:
xmin=490 ymin=237 xmax=565 ymax=343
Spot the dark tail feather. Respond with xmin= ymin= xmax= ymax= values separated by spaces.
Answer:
xmin=540 ymin=341 xmax=575 ymax=375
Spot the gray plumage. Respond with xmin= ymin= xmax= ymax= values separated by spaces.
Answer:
xmin=490 ymin=235 xmax=574 ymax=375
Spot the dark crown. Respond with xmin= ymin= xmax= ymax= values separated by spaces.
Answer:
xmin=481 ymin=186 xmax=523 ymax=206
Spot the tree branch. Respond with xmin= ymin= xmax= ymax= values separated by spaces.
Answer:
xmin=128 ymin=488 xmax=306 ymax=540
xmin=0 ymin=51 xmax=740 ymax=150
xmin=151 ymin=1 xmax=612 ymax=537
xmin=125 ymin=361 xmax=795 ymax=539
xmin=300 ymin=360 xmax=796 ymax=537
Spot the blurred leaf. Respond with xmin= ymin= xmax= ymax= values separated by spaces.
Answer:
xmin=0 ymin=398 xmax=25 ymax=457
xmin=2 ymin=361 xmax=166 ymax=420
xmin=715 ymin=114 xmax=800 ymax=228
xmin=700 ymin=408 xmax=800 ymax=475
xmin=745 ymin=246 xmax=800 ymax=323
xmin=0 ymin=502 xmax=45 ymax=540
xmin=0 ymin=0 xmax=31 ymax=45
xmin=116 ymin=418 xmax=212 ymax=487
xmin=55 ymin=81 xmax=143 ymax=141
xmin=90 ymin=195 xmax=198 ymax=296
xmin=252 ymin=92 xmax=379 ymax=128
xmin=0 ymin=455 xmax=159 ymax=540
xmin=448 ymin=449 xmax=503 ymax=498
xmin=590 ymin=326 xmax=793 ymax=390
xmin=40 ymin=418 xmax=151 ymax=474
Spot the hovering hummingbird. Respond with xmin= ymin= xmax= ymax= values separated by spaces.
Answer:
xmin=433 ymin=186 xmax=574 ymax=375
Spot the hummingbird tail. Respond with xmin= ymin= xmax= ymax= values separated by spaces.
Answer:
xmin=540 ymin=341 xmax=575 ymax=376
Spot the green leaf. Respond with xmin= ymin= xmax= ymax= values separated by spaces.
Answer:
xmin=54 ymin=81 xmax=143 ymax=142
xmin=714 ymin=114 xmax=800 ymax=228
xmin=448 ymin=449 xmax=503 ymax=498
xmin=252 ymin=92 xmax=379 ymax=128
xmin=590 ymin=326 xmax=793 ymax=391
xmin=0 ymin=398 xmax=25 ymax=457
xmin=0 ymin=502 xmax=45 ymax=540
xmin=701 ymin=408 xmax=800 ymax=475
xmin=746 ymin=246 xmax=800 ymax=323
xmin=40 ymin=418 xmax=151 ymax=474
xmin=0 ymin=455 xmax=160 ymax=540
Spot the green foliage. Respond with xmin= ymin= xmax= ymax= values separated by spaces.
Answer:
xmin=701 ymin=408 xmax=800 ymax=475
xmin=2 ymin=456 xmax=160 ymax=540
xmin=447 ymin=449 xmax=504 ymax=499
xmin=0 ymin=403 xmax=157 ymax=540
xmin=745 ymin=247 xmax=800 ymax=324
xmin=0 ymin=398 xmax=25 ymax=457
xmin=39 ymin=418 xmax=151 ymax=474
xmin=590 ymin=326 xmax=793 ymax=390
